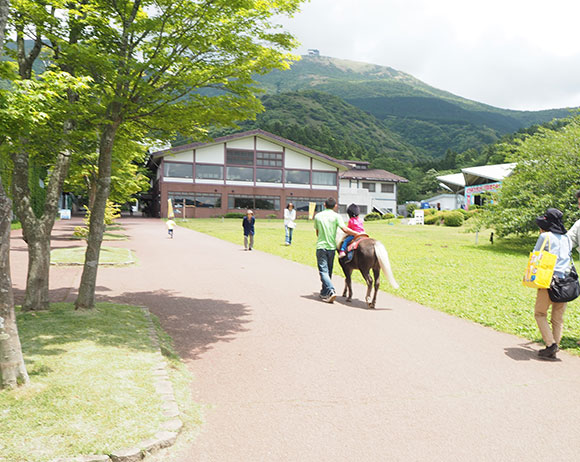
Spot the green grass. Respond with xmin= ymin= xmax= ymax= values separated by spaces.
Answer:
xmin=10 ymin=222 xmax=21 ymax=230
xmin=179 ymin=218 xmax=580 ymax=353
xmin=0 ymin=303 xmax=167 ymax=462
xmin=51 ymin=246 xmax=135 ymax=265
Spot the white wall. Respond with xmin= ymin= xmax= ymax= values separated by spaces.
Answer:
xmin=165 ymin=150 xmax=193 ymax=163
xmin=256 ymin=138 xmax=282 ymax=152
xmin=285 ymin=148 xmax=310 ymax=169
xmin=312 ymin=158 xmax=336 ymax=172
xmin=196 ymin=144 xmax=224 ymax=164
xmin=226 ymin=138 xmax=254 ymax=150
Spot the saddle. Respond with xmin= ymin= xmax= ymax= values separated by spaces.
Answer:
xmin=346 ymin=234 xmax=369 ymax=253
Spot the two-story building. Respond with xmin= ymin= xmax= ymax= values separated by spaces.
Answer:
xmin=339 ymin=161 xmax=408 ymax=215
xmin=148 ymin=130 xmax=349 ymax=218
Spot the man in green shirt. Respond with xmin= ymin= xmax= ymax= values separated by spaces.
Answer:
xmin=314 ymin=197 xmax=357 ymax=303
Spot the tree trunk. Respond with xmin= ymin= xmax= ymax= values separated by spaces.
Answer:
xmin=12 ymin=149 xmax=72 ymax=311
xmin=75 ymin=122 xmax=119 ymax=310
xmin=0 ymin=179 xmax=29 ymax=389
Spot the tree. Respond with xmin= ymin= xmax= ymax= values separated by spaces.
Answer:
xmin=33 ymin=0 xmax=302 ymax=310
xmin=0 ymin=0 xmax=29 ymax=389
xmin=485 ymin=115 xmax=580 ymax=237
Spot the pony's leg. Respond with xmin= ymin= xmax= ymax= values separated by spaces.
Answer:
xmin=343 ymin=267 xmax=353 ymax=301
xmin=370 ymin=267 xmax=380 ymax=309
xmin=360 ymin=268 xmax=373 ymax=308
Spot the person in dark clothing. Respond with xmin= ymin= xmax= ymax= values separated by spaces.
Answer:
xmin=242 ymin=210 xmax=255 ymax=250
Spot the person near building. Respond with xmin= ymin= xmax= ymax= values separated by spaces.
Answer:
xmin=314 ymin=197 xmax=357 ymax=303
xmin=284 ymin=202 xmax=296 ymax=245
xmin=532 ymin=208 xmax=571 ymax=359
xmin=242 ymin=210 xmax=255 ymax=251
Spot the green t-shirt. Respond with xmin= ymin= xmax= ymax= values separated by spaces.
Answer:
xmin=314 ymin=208 xmax=345 ymax=250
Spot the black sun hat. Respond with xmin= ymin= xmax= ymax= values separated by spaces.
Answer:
xmin=535 ymin=208 xmax=567 ymax=235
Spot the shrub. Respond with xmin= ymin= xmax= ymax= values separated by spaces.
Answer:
xmin=423 ymin=208 xmax=438 ymax=216
xmin=364 ymin=212 xmax=382 ymax=221
xmin=296 ymin=214 xmax=310 ymax=220
xmin=443 ymin=211 xmax=465 ymax=227
xmin=381 ymin=213 xmax=395 ymax=219
xmin=266 ymin=214 xmax=277 ymax=219
xmin=224 ymin=212 xmax=245 ymax=219
xmin=406 ymin=203 xmax=418 ymax=216
xmin=424 ymin=213 xmax=441 ymax=225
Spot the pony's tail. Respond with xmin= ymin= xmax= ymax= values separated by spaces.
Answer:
xmin=374 ymin=241 xmax=399 ymax=289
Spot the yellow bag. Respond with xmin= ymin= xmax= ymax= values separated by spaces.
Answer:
xmin=523 ymin=234 xmax=557 ymax=289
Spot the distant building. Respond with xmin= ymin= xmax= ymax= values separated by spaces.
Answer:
xmin=307 ymin=49 xmax=320 ymax=56
xmin=423 ymin=193 xmax=462 ymax=211
xmin=339 ymin=161 xmax=408 ymax=215
xmin=437 ymin=163 xmax=515 ymax=209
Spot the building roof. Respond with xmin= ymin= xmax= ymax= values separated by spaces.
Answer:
xmin=437 ymin=163 xmax=516 ymax=192
xmin=461 ymin=163 xmax=515 ymax=186
xmin=150 ymin=129 xmax=349 ymax=170
xmin=340 ymin=168 xmax=409 ymax=183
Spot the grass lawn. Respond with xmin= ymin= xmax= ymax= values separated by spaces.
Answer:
xmin=0 ymin=303 xmax=178 ymax=462
xmin=51 ymin=246 xmax=135 ymax=265
xmin=10 ymin=222 xmax=21 ymax=230
xmin=178 ymin=218 xmax=580 ymax=353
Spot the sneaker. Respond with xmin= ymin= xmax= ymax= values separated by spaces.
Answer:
xmin=327 ymin=291 xmax=336 ymax=303
xmin=338 ymin=251 xmax=346 ymax=258
xmin=538 ymin=343 xmax=559 ymax=359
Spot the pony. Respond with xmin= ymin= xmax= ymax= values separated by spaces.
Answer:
xmin=336 ymin=228 xmax=399 ymax=309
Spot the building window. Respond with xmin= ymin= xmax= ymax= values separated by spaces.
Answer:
xmin=226 ymin=166 xmax=254 ymax=182
xmin=381 ymin=183 xmax=394 ymax=193
xmin=358 ymin=205 xmax=368 ymax=214
xmin=256 ymin=168 xmax=282 ymax=183
xmin=362 ymin=182 xmax=376 ymax=192
xmin=338 ymin=204 xmax=347 ymax=214
xmin=169 ymin=192 xmax=221 ymax=208
xmin=312 ymin=171 xmax=336 ymax=186
xmin=195 ymin=193 xmax=222 ymax=208
xmin=164 ymin=162 xmax=193 ymax=179
xmin=168 ymin=192 xmax=195 ymax=207
xmin=285 ymin=169 xmax=310 ymax=185
xmin=256 ymin=151 xmax=283 ymax=167
xmin=228 ymin=194 xmax=280 ymax=210
xmin=195 ymin=164 xmax=223 ymax=180
xmin=289 ymin=197 xmax=325 ymax=212
xmin=226 ymin=149 xmax=254 ymax=166
xmin=255 ymin=195 xmax=280 ymax=210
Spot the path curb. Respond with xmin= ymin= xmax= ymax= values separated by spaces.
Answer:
xmin=53 ymin=307 xmax=182 ymax=462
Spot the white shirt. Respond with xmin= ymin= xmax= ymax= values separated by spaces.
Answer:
xmin=284 ymin=208 xmax=296 ymax=228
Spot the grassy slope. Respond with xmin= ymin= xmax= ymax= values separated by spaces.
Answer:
xmin=178 ymin=218 xmax=580 ymax=352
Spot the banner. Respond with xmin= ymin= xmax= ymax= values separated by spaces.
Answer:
xmin=308 ymin=202 xmax=316 ymax=220
xmin=167 ymin=199 xmax=175 ymax=219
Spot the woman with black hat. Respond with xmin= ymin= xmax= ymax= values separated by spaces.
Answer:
xmin=532 ymin=208 xmax=572 ymax=359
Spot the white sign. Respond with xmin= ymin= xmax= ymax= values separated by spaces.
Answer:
xmin=414 ymin=209 xmax=424 ymax=225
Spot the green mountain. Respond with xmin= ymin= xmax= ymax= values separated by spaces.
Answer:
xmin=213 ymin=90 xmax=423 ymax=163
xmin=255 ymin=55 xmax=574 ymax=157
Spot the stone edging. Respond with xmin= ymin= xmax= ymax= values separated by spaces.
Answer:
xmin=55 ymin=307 xmax=183 ymax=462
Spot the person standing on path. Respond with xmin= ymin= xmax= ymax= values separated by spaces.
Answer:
xmin=284 ymin=202 xmax=296 ymax=245
xmin=533 ymin=208 xmax=571 ymax=359
xmin=566 ymin=190 xmax=580 ymax=345
xmin=242 ymin=210 xmax=255 ymax=251
xmin=314 ymin=197 xmax=357 ymax=303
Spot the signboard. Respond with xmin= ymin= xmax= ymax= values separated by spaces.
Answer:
xmin=414 ymin=209 xmax=424 ymax=225
xmin=465 ymin=182 xmax=501 ymax=209
xmin=308 ymin=202 xmax=316 ymax=220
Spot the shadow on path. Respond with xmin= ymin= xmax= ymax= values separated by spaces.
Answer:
xmin=300 ymin=292 xmax=392 ymax=311
xmin=100 ymin=289 xmax=252 ymax=362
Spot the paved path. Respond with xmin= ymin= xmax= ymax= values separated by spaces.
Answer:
xmin=10 ymin=218 xmax=580 ymax=461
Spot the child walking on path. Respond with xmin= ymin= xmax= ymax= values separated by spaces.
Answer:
xmin=166 ymin=219 xmax=176 ymax=238
xmin=339 ymin=203 xmax=364 ymax=258
xmin=242 ymin=210 xmax=255 ymax=250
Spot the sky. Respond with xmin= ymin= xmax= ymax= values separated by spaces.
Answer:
xmin=277 ymin=0 xmax=580 ymax=111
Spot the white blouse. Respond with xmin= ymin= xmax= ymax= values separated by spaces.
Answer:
xmin=284 ymin=208 xmax=296 ymax=228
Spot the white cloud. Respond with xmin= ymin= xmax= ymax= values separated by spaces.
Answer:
xmin=278 ymin=0 xmax=580 ymax=110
